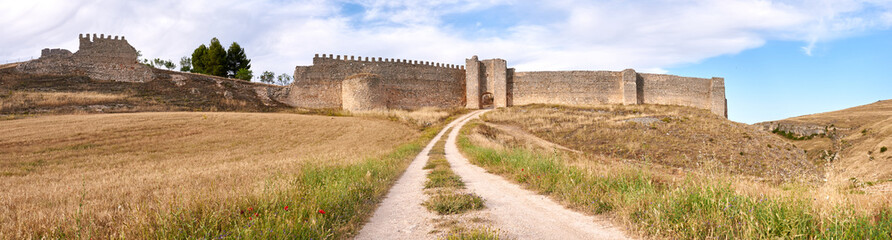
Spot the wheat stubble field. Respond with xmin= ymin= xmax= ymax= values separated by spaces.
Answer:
xmin=0 ymin=112 xmax=418 ymax=238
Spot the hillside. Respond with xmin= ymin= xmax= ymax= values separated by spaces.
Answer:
xmin=0 ymin=67 xmax=289 ymax=116
xmin=475 ymin=104 xmax=821 ymax=182
xmin=755 ymin=100 xmax=892 ymax=191
xmin=0 ymin=112 xmax=418 ymax=238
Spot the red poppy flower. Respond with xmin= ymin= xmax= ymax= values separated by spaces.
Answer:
xmin=318 ymin=209 xmax=326 ymax=214
xmin=248 ymin=217 xmax=252 ymax=220
xmin=284 ymin=206 xmax=289 ymax=211
xmin=254 ymin=213 xmax=259 ymax=217
xmin=521 ymin=168 xmax=524 ymax=171
xmin=248 ymin=207 xmax=253 ymax=211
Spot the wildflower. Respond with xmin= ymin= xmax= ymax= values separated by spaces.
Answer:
xmin=249 ymin=217 xmax=252 ymax=220
xmin=318 ymin=209 xmax=326 ymax=214
xmin=521 ymin=168 xmax=524 ymax=171
xmin=249 ymin=207 xmax=254 ymax=211
xmin=255 ymin=213 xmax=259 ymax=217
xmin=284 ymin=206 xmax=289 ymax=211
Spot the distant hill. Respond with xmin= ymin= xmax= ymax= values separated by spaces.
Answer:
xmin=755 ymin=100 xmax=892 ymax=189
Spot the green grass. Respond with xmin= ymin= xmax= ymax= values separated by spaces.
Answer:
xmin=771 ymin=128 xmax=821 ymax=141
xmin=421 ymin=130 xmax=485 ymax=216
xmin=426 ymin=168 xmax=465 ymax=189
xmin=444 ymin=227 xmax=502 ymax=240
xmin=423 ymin=193 xmax=486 ymax=215
xmin=458 ymin=122 xmax=892 ymax=239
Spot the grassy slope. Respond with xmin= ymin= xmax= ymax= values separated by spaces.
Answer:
xmin=481 ymin=104 xmax=820 ymax=182
xmin=0 ymin=68 xmax=286 ymax=116
xmin=459 ymin=104 xmax=892 ymax=239
xmin=757 ymin=100 xmax=892 ymax=202
xmin=0 ymin=112 xmax=421 ymax=239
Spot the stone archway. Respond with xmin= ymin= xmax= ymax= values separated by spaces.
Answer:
xmin=481 ymin=92 xmax=494 ymax=109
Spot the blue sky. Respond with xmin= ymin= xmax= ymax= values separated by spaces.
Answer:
xmin=1 ymin=0 xmax=890 ymax=123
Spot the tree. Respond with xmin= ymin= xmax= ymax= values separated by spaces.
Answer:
xmin=226 ymin=42 xmax=251 ymax=78
xmin=180 ymin=56 xmax=192 ymax=72
xmin=276 ymin=73 xmax=292 ymax=86
xmin=260 ymin=71 xmax=275 ymax=84
xmin=151 ymin=58 xmax=176 ymax=70
xmin=189 ymin=38 xmax=252 ymax=78
xmin=191 ymin=45 xmax=208 ymax=74
xmin=234 ymin=68 xmax=253 ymax=81
xmin=205 ymin=38 xmax=228 ymax=77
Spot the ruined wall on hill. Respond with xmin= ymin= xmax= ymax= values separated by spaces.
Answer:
xmin=507 ymin=69 xmax=726 ymax=117
xmin=637 ymin=73 xmax=725 ymax=117
xmin=16 ymin=33 xmax=152 ymax=82
xmin=288 ymin=54 xmax=465 ymax=109
xmin=510 ymin=71 xmax=625 ymax=106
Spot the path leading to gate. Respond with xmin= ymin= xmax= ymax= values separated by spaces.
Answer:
xmin=357 ymin=110 xmax=631 ymax=239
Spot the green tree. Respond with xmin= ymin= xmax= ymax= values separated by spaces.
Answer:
xmin=234 ymin=68 xmax=253 ymax=81
xmin=205 ymin=38 xmax=228 ymax=77
xmin=226 ymin=42 xmax=251 ymax=78
xmin=276 ymin=73 xmax=292 ymax=86
xmin=260 ymin=71 xmax=275 ymax=84
xmin=151 ymin=58 xmax=176 ymax=70
xmin=191 ymin=45 xmax=208 ymax=74
xmin=180 ymin=56 xmax=192 ymax=72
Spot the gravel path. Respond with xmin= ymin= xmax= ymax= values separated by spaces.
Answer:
xmin=358 ymin=110 xmax=631 ymax=239
xmin=443 ymin=110 xmax=631 ymax=240
xmin=355 ymin=112 xmax=476 ymax=240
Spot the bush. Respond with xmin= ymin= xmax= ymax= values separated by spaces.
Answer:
xmin=882 ymin=146 xmax=888 ymax=153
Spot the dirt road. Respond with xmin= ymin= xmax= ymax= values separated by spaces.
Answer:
xmin=357 ymin=110 xmax=631 ymax=239
xmin=355 ymin=112 xmax=477 ymax=239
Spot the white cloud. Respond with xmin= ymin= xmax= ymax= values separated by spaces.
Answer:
xmin=1 ymin=0 xmax=890 ymax=77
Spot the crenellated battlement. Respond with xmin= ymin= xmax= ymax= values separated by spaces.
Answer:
xmin=313 ymin=53 xmax=465 ymax=70
xmin=18 ymin=33 xmax=150 ymax=82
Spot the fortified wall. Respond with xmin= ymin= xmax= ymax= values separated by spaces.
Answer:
xmin=16 ymin=33 xmax=152 ymax=82
xmin=464 ymin=56 xmax=727 ymax=117
xmin=288 ymin=54 xmax=465 ymax=110
xmin=292 ymin=55 xmax=727 ymax=117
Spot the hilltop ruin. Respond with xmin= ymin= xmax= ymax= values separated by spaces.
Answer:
xmin=15 ymin=34 xmax=727 ymax=117
xmin=291 ymin=54 xmax=727 ymax=117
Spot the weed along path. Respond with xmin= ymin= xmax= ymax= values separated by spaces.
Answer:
xmin=443 ymin=110 xmax=631 ymax=240
xmin=356 ymin=111 xmax=479 ymax=240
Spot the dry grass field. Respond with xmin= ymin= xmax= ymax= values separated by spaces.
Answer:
xmin=0 ymin=112 xmax=418 ymax=238
xmin=480 ymin=104 xmax=820 ymax=182
xmin=459 ymin=104 xmax=892 ymax=239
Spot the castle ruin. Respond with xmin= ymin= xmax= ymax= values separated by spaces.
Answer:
xmin=15 ymin=34 xmax=727 ymax=117
xmin=17 ymin=34 xmax=152 ymax=82
xmin=290 ymin=54 xmax=728 ymax=117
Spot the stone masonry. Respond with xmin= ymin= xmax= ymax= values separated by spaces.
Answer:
xmin=292 ymin=54 xmax=727 ymax=117
xmin=17 ymin=33 xmax=152 ymax=82
xmin=13 ymin=33 xmax=727 ymax=117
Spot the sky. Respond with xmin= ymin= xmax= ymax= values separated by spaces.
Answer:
xmin=1 ymin=0 xmax=890 ymax=123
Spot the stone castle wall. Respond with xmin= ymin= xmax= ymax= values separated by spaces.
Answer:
xmin=341 ymin=73 xmax=385 ymax=111
xmin=14 ymin=34 xmax=727 ymax=116
xmin=462 ymin=58 xmax=726 ymax=117
xmin=16 ymin=33 xmax=152 ymax=82
xmin=510 ymin=71 xmax=625 ymax=106
xmin=288 ymin=54 xmax=465 ymax=109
